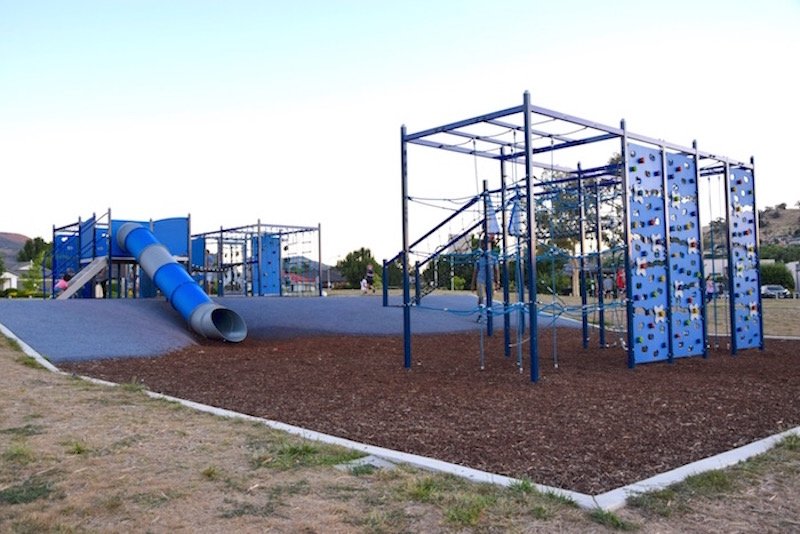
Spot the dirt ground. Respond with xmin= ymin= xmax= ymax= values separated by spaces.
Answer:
xmin=60 ymin=328 xmax=800 ymax=495
xmin=4 ymin=336 xmax=800 ymax=532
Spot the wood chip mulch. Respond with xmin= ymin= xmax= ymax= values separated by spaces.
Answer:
xmin=59 ymin=328 xmax=800 ymax=494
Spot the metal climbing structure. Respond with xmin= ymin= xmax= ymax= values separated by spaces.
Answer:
xmin=399 ymin=91 xmax=763 ymax=382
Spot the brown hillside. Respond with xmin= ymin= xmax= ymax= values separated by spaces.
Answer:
xmin=758 ymin=206 xmax=800 ymax=245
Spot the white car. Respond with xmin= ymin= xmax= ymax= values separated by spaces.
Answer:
xmin=761 ymin=284 xmax=790 ymax=299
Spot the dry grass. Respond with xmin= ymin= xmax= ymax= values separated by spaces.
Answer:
xmin=2 ymin=332 xmax=800 ymax=532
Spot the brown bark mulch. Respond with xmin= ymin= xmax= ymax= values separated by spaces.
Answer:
xmin=59 ymin=328 xmax=800 ymax=494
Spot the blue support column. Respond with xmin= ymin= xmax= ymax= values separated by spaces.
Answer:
xmin=500 ymin=148 xmax=511 ymax=356
xmin=382 ymin=260 xmax=389 ymax=307
xmin=595 ymin=177 xmax=606 ymax=347
xmin=401 ymin=125 xmax=412 ymax=369
xmin=723 ymin=161 xmax=737 ymax=355
xmin=414 ymin=261 xmax=421 ymax=304
xmin=660 ymin=145 xmax=675 ymax=364
xmin=577 ymin=164 xmax=589 ymax=349
xmin=751 ymin=157 xmax=765 ymax=351
xmin=620 ymin=121 xmax=636 ymax=369
xmin=694 ymin=142 xmax=710 ymax=358
xmin=523 ymin=91 xmax=539 ymax=382
xmin=482 ymin=179 xmax=494 ymax=337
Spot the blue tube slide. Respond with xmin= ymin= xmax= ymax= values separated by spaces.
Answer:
xmin=117 ymin=222 xmax=247 ymax=342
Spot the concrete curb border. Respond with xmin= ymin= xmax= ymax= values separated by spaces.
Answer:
xmin=2 ymin=320 xmax=797 ymax=511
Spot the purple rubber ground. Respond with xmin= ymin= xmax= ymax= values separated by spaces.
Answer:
xmin=0 ymin=294 xmax=576 ymax=363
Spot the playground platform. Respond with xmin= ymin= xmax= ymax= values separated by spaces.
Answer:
xmin=0 ymin=295 xmax=577 ymax=363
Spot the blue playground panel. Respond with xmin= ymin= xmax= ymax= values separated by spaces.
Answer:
xmin=666 ymin=152 xmax=705 ymax=358
xmin=627 ymin=144 xmax=670 ymax=364
xmin=152 ymin=218 xmax=190 ymax=257
xmin=252 ymin=234 xmax=281 ymax=295
xmin=727 ymin=167 xmax=762 ymax=351
xmin=110 ymin=218 xmax=189 ymax=258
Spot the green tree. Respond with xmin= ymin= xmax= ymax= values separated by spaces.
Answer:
xmin=20 ymin=251 xmax=46 ymax=294
xmin=336 ymin=247 xmax=377 ymax=289
xmin=761 ymin=244 xmax=800 ymax=264
xmin=17 ymin=237 xmax=49 ymax=262
xmin=17 ymin=237 xmax=52 ymax=270
xmin=0 ymin=253 xmax=5 ymax=276
xmin=760 ymin=262 xmax=795 ymax=290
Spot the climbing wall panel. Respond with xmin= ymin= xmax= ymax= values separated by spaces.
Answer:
xmin=666 ymin=153 xmax=705 ymax=358
xmin=627 ymin=144 xmax=670 ymax=364
xmin=727 ymin=167 xmax=762 ymax=351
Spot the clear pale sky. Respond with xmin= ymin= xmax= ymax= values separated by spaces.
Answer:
xmin=2 ymin=0 xmax=798 ymax=264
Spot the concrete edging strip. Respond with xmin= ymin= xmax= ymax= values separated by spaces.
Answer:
xmin=2 ymin=319 xmax=798 ymax=511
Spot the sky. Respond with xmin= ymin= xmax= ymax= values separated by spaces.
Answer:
xmin=2 ymin=0 xmax=798 ymax=264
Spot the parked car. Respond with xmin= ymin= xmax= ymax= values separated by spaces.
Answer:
xmin=761 ymin=284 xmax=790 ymax=299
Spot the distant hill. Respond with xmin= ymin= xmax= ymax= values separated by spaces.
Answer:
xmin=0 ymin=232 xmax=30 ymax=272
xmin=758 ymin=207 xmax=800 ymax=245
xmin=700 ymin=206 xmax=800 ymax=252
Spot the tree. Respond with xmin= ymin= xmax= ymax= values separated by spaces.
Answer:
xmin=20 ymin=251 xmax=46 ymax=295
xmin=761 ymin=262 xmax=795 ymax=291
xmin=0 ymin=253 xmax=5 ymax=276
xmin=17 ymin=237 xmax=52 ymax=270
xmin=336 ymin=247 xmax=377 ymax=289
xmin=17 ymin=237 xmax=49 ymax=262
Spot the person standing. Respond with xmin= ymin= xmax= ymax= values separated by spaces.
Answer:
xmin=365 ymin=264 xmax=375 ymax=294
xmin=471 ymin=236 xmax=499 ymax=308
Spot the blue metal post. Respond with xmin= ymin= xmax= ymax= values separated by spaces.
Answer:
xmin=577 ymin=164 xmax=589 ymax=349
xmin=500 ymin=148 xmax=511 ymax=356
xmin=620 ymin=120 xmax=636 ymax=368
xmin=523 ymin=91 xmax=539 ymax=382
xmin=482 ymin=179 xmax=494 ymax=337
xmin=723 ymin=161 xmax=737 ymax=355
xmin=382 ymin=260 xmax=389 ymax=307
xmin=317 ymin=223 xmax=323 ymax=297
xmin=595 ymin=176 xmax=606 ymax=347
xmin=660 ymin=145 xmax=675 ymax=364
xmin=750 ymin=156 xmax=765 ymax=351
xmin=401 ymin=125 xmax=412 ymax=368
xmin=693 ymin=141 xmax=709 ymax=358
xmin=414 ymin=261 xmax=421 ymax=304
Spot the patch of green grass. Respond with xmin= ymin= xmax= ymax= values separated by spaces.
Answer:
xmin=779 ymin=433 xmax=800 ymax=451
xmin=219 ymin=499 xmax=277 ymax=518
xmin=444 ymin=493 xmax=497 ymax=527
xmin=5 ymin=336 xmax=23 ymax=352
xmin=627 ymin=487 xmax=684 ymax=518
xmin=0 ymin=477 xmax=54 ymax=504
xmin=628 ymin=469 xmax=734 ymax=518
xmin=10 ymin=519 xmax=77 ymax=534
xmin=405 ymin=476 xmax=442 ymax=503
xmin=0 ymin=424 xmax=45 ymax=437
xmin=65 ymin=441 xmax=89 ymax=455
xmin=683 ymin=469 xmax=733 ymax=495
xmin=588 ymin=508 xmax=638 ymax=530
xmin=100 ymin=493 xmax=124 ymax=511
xmin=530 ymin=504 xmax=553 ymax=520
xmin=249 ymin=439 xmax=362 ymax=470
xmin=323 ymin=483 xmax=365 ymax=502
xmin=120 ymin=379 xmax=146 ymax=393
xmin=15 ymin=354 xmax=45 ymax=369
xmin=542 ymin=490 xmax=578 ymax=508
xmin=3 ymin=443 xmax=35 ymax=464
xmin=353 ymin=508 xmax=412 ymax=533
xmin=508 ymin=478 xmax=534 ymax=497
xmin=349 ymin=463 xmax=377 ymax=476
xmin=202 ymin=466 xmax=220 ymax=480
xmin=131 ymin=490 xmax=181 ymax=508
